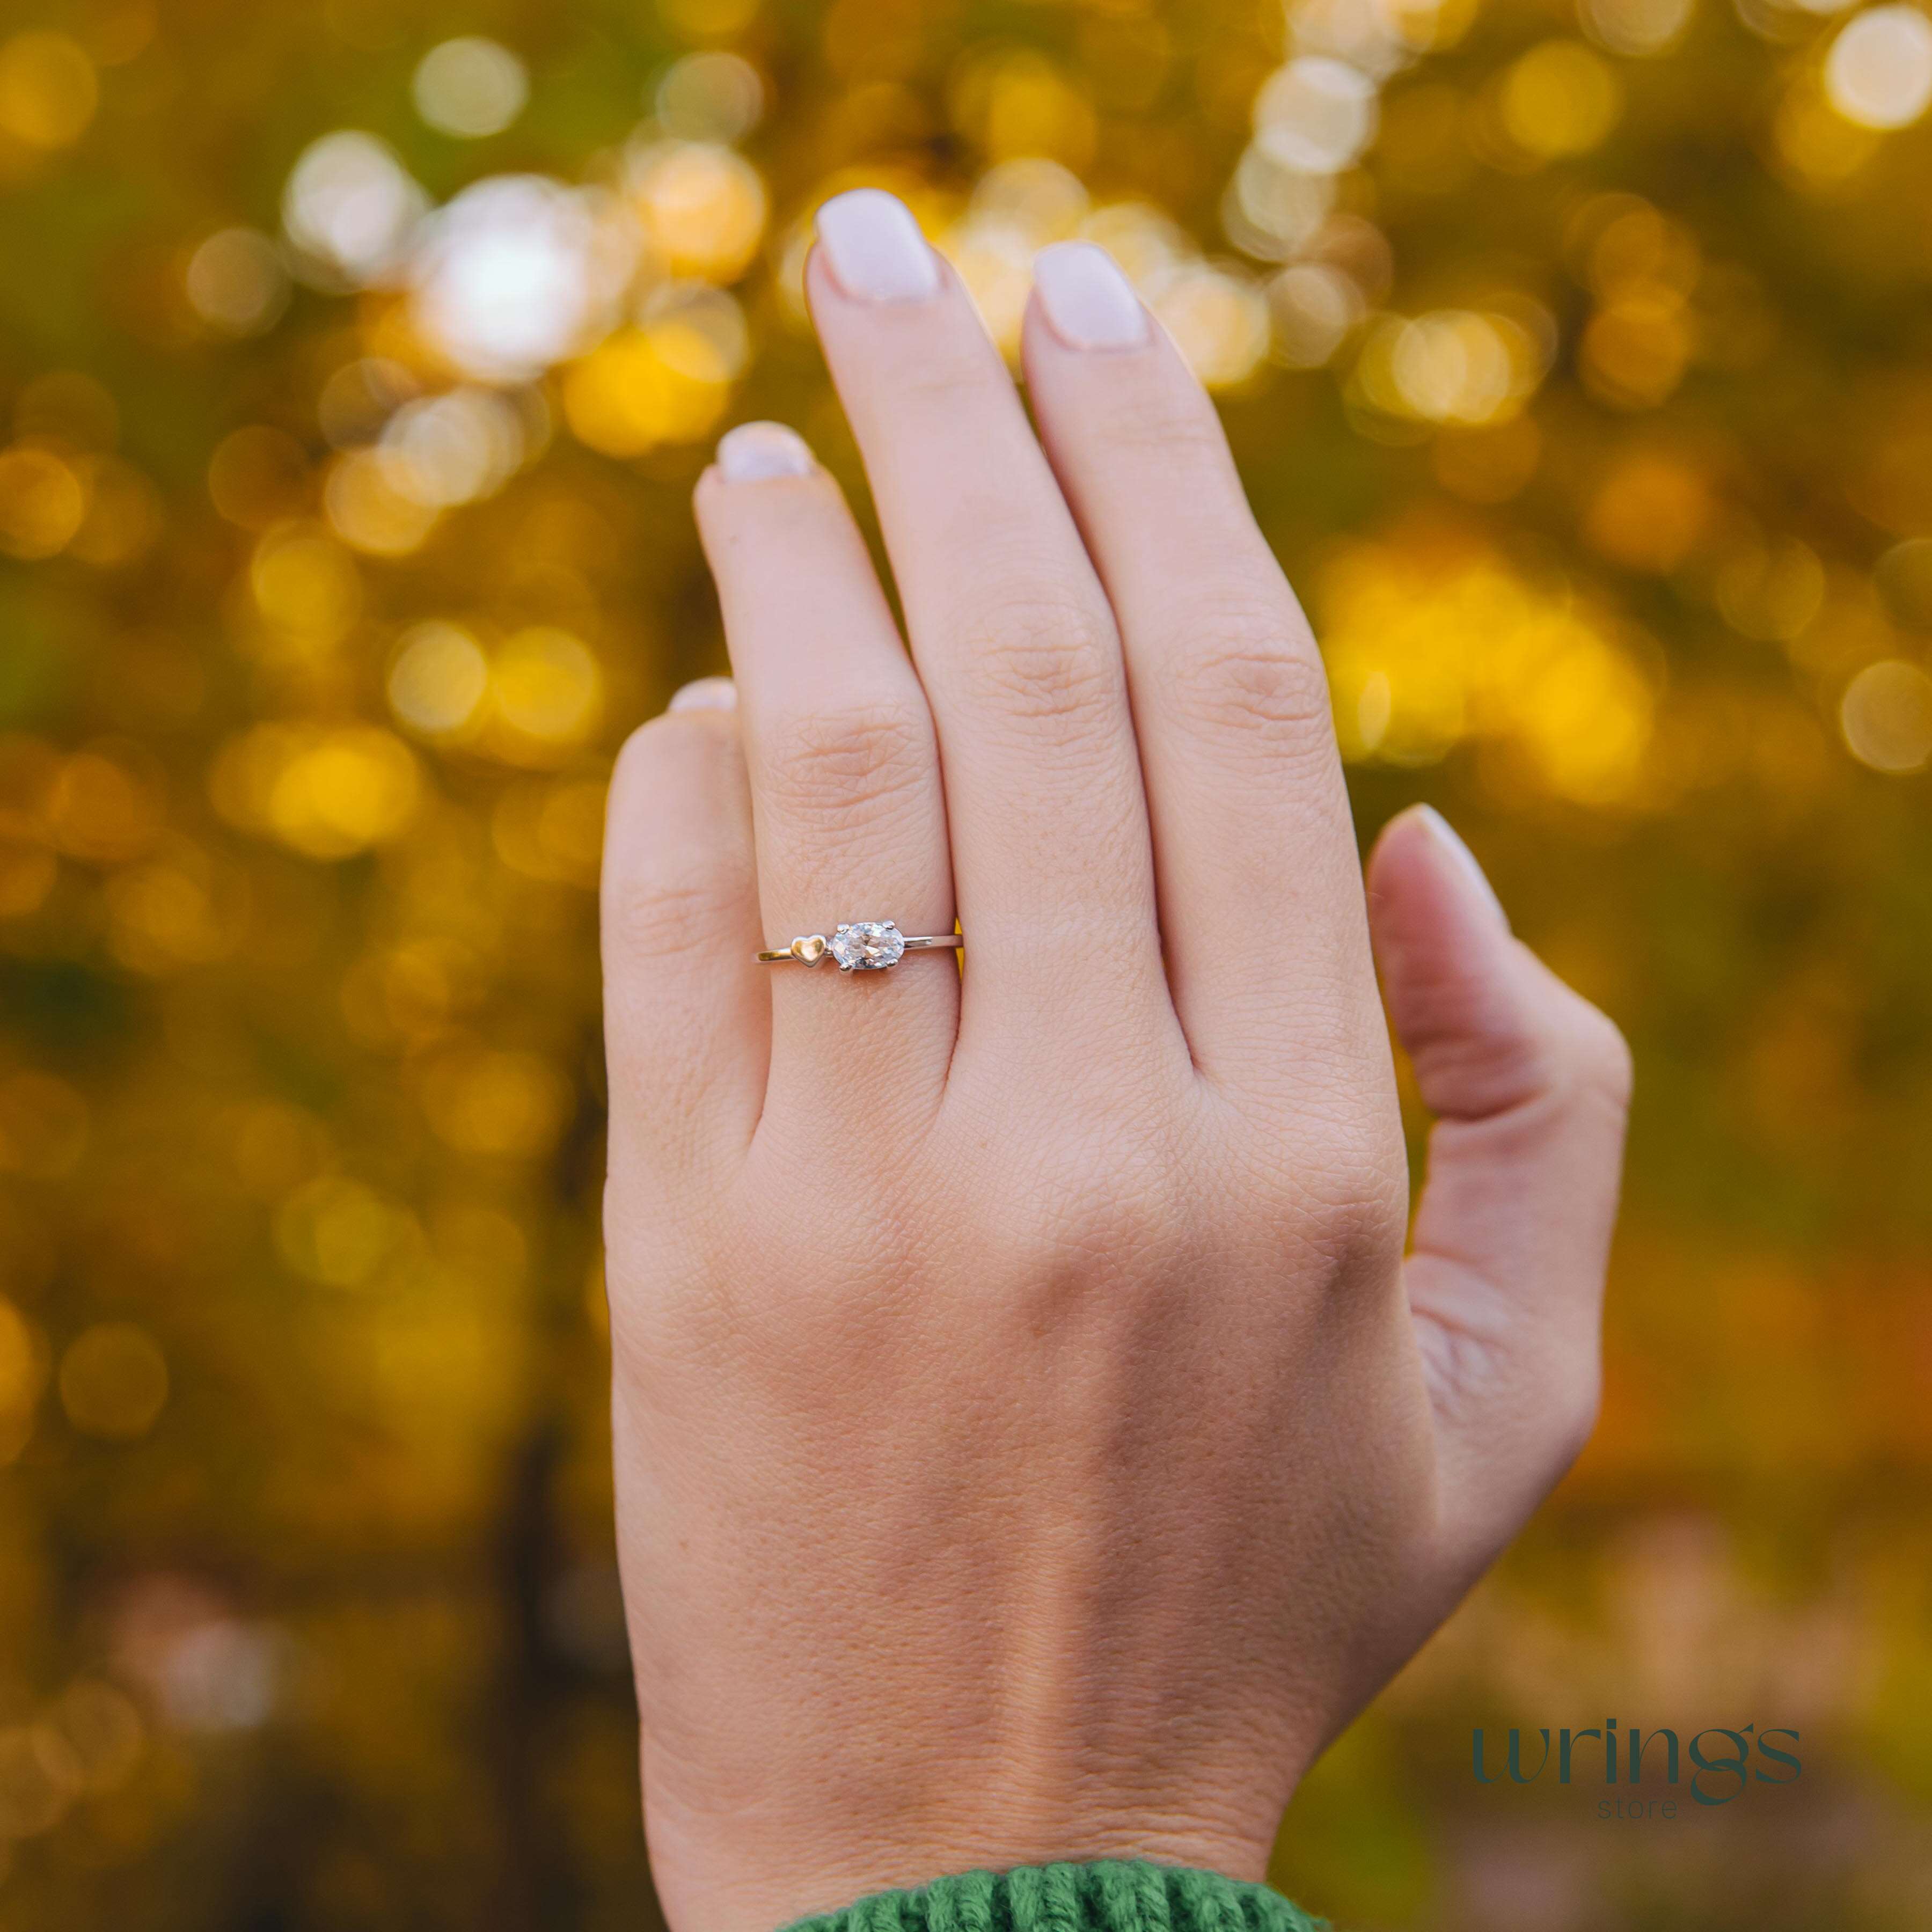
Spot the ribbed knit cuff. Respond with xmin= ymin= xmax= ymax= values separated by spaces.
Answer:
xmin=779 ymin=1862 xmax=1328 ymax=1932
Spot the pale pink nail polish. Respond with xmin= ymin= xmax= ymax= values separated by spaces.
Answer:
xmin=716 ymin=422 xmax=815 ymax=481
xmin=668 ymin=677 xmax=737 ymax=713
xmin=814 ymin=188 xmax=940 ymax=303
xmin=1415 ymin=806 xmax=1509 ymax=930
xmin=1032 ymin=241 xmax=1148 ymax=351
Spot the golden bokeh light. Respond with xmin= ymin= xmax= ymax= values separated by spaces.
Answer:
xmin=1253 ymin=56 xmax=1379 ymax=174
xmin=250 ymin=525 xmax=364 ymax=648
xmin=275 ymin=1176 xmax=413 ymax=1289
xmin=562 ymin=325 xmax=733 ymax=456
xmin=0 ymin=31 xmax=99 ymax=150
xmin=1581 ymin=197 xmax=1701 ymax=298
xmin=656 ymin=50 xmax=765 ymax=143
xmin=950 ymin=49 xmax=1097 ymax=170
xmin=1266 ymin=262 xmax=1363 ymax=369
xmin=1823 ymin=6 xmax=1932 ymax=131
xmin=210 ymin=723 xmax=421 ymax=859
xmin=67 ymin=455 xmax=164 ymax=566
xmin=1152 ymin=264 xmax=1271 ymax=390
xmin=184 ymin=229 xmax=290 ymax=337
xmin=1353 ymin=308 xmax=1546 ymax=427
xmin=387 ymin=621 xmax=493 ymax=739
xmin=0 ymin=445 xmax=87 ymax=559
xmin=630 ymin=140 xmax=767 ymax=282
xmin=661 ymin=0 xmax=762 ymax=38
xmin=1585 ymin=450 xmax=1715 ymax=573
xmin=282 ymin=130 xmax=427 ymax=289
xmin=1224 ymin=144 xmax=1335 ymax=262
xmin=323 ymin=447 xmax=441 ymax=556
xmin=1774 ymin=71 xmax=1883 ymax=186
xmin=1497 ymin=39 xmax=1623 ymax=159
xmin=1580 ymin=0 xmax=1695 ymax=57
xmin=407 ymin=175 xmax=635 ymax=383
xmin=1322 ymin=539 xmax=1655 ymax=802
xmin=942 ymin=224 xmax=1043 ymax=358
xmin=45 ymin=752 xmax=160 ymax=866
xmin=490 ymin=627 xmax=604 ymax=757
xmin=412 ymin=37 xmax=528 ymax=140
xmin=1840 ymin=658 xmax=1932 ymax=771
xmin=58 ymin=1323 xmax=170 ymax=1440
xmin=1715 ymin=538 xmax=1827 ymax=642
xmin=1580 ymin=296 xmax=1692 ymax=410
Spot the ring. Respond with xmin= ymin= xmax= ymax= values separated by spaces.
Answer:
xmin=757 ymin=919 xmax=963 ymax=972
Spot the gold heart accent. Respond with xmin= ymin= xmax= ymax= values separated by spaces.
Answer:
xmin=792 ymin=934 xmax=828 ymax=964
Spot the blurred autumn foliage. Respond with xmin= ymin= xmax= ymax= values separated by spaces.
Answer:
xmin=3 ymin=0 xmax=1931 ymax=1926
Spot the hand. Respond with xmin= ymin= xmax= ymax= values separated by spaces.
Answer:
xmin=600 ymin=191 xmax=1630 ymax=1932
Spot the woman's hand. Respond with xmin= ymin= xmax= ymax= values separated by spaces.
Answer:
xmin=601 ymin=189 xmax=1630 ymax=1932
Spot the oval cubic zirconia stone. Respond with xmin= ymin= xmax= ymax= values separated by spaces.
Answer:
xmin=828 ymin=920 xmax=905 ymax=970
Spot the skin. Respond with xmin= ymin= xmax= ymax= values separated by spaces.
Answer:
xmin=601 ymin=200 xmax=1630 ymax=1932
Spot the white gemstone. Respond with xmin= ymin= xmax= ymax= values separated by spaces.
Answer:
xmin=828 ymin=919 xmax=905 ymax=970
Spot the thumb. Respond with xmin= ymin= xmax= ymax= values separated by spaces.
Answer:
xmin=1366 ymin=806 xmax=1631 ymax=1591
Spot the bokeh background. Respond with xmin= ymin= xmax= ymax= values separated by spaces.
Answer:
xmin=3 ymin=0 xmax=1931 ymax=1924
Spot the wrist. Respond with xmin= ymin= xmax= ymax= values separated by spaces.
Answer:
xmin=640 ymin=1741 xmax=1297 ymax=1932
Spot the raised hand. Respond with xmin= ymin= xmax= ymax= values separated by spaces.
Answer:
xmin=601 ymin=188 xmax=1629 ymax=1932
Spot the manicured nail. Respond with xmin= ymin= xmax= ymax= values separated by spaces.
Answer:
xmin=814 ymin=188 xmax=940 ymax=303
xmin=1415 ymin=806 xmax=1509 ymax=931
xmin=716 ymin=421 xmax=815 ymax=482
xmin=1032 ymin=241 xmax=1148 ymax=350
xmin=668 ymin=677 xmax=737 ymax=713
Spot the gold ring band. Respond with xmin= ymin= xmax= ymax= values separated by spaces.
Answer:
xmin=757 ymin=920 xmax=962 ymax=972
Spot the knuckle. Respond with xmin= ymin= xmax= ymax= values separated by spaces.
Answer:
xmin=605 ymin=872 xmax=748 ymax=968
xmin=610 ymin=708 xmax=723 ymax=794
xmin=956 ymin=587 xmax=1122 ymax=728
xmin=1303 ymin=1151 xmax=1410 ymax=1279
xmin=759 ymin=697 xmax=932 ymax=829
xmin=966 ymin=1116 xmax=1191 ymax=1292
xmin=1560 ymin=1002 xmax=1634 ymax=1113
xmin=1161 ymin=609 xmax=1331 ymax=749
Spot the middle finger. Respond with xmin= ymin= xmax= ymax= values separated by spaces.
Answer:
xmin=806 ymin=189 xmax=1179 ymax=1064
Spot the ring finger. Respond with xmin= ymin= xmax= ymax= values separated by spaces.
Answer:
xmin=695 ymin=421 xmax=958 ymax=1123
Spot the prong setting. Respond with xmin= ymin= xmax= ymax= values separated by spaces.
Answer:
xmin=827 ymin=920 xmax=907 ymax=971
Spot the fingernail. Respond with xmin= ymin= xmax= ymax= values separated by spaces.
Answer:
xmin=668 ymin=677 xmax=737 ymax=713
xmin=716 ymin=421 xmax=815 ymax=482
xmin=1032 ymin=241 xmax=1148 ymax=351
xmin=814 ymin=188 xmax=940 ymax=304
xmin=1414 ymin=806 xmax=1509 ymax=931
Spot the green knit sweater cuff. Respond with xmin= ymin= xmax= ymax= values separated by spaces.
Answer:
xmin=780 ymin=1862 xmax=1327 ymax=1932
